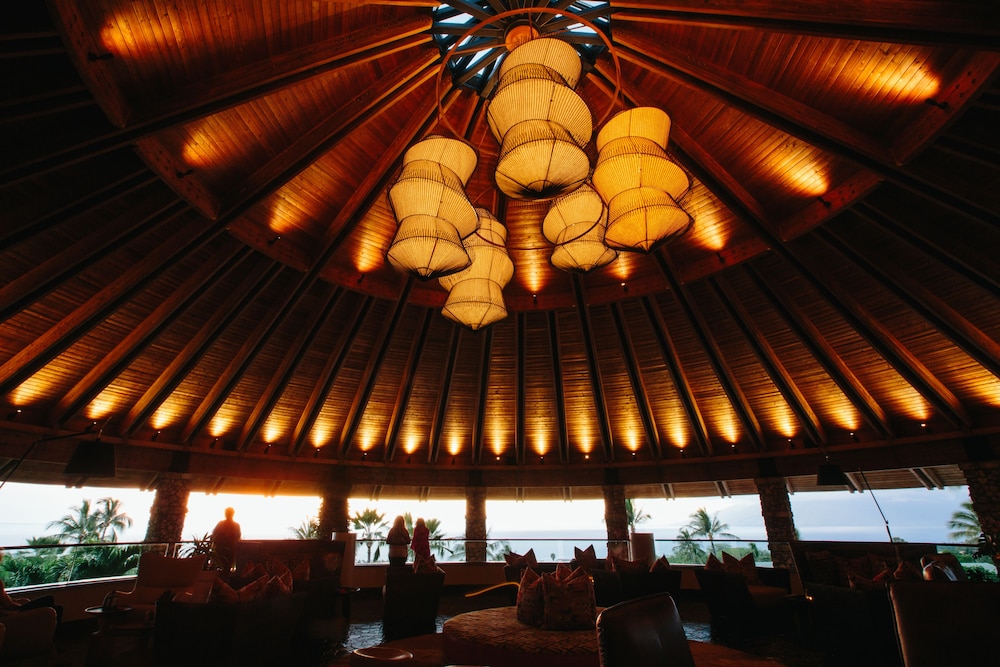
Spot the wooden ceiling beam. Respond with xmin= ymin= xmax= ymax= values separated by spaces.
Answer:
xmin=641 ymin=296 xmax=713 ymax=456
xmin=515 ymin=313 xmax=527 ymax=464
xmin=610 ymin=1 xmax=1000 ymax=50
xmin=743 ymin=264 xmax=893 ymax=439
xmin=657 ymin=257 xmax=765 ymax=452
xmin=609 ymin=303 xmax=662 ymax=459
xmin=338 ymin=280 xmax=414 ymax=458
xmin=572 ymin=276 xmax=615 ymax=462
xmin=290 ymin=296 xmax=374 ymax=457
xmin=428 ymin=327 xmax=461 ymax=464
xmin=237 ymin=284 xmax=344 ymax=451
xmin=55 ymin=244 xmax=252 ymax=426
xmin=819 ymin=224 xmax=1000 ymax=379
xmin=472 ymin=328 xmax=494 ymax=465
xmin=780 ymin=240 xmax=970 ymax=430
xmin=122 ymin=257 xmax=283 ymax=436
xmin=0 ymin=193 xmax=180 ymax=322
xmin=547 ymin=312 xmax=570 ymax=464
xmin=5 ymin=15 xmax=432 ymax=184
xmin=710 ymin=275 xmax=828 ymax=448
xmin=384 ymin=309 xmax=433 ymax=462
xmin=612 ymin=31 xmax=1000 ymax=228
xmin=0 ymin=210 xmax=212 ymax=400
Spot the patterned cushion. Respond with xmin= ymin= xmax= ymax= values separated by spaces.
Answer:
xmin=264 ymin=572 xmax=292 ymax=596
xmin=516 ymin=568 xmax=545 ymax=627
xmin=505 ymin=549 xmax=538 ymax=568
xmin=609 ymin=555 xmax=648 ymax=574
xmin=705 ymin=553 xmax=724 ymax=571
xmin=237 ymin=574 xmax=270 ymax=603
xmin=540 ymin=566 xmax=596 ymax=630
xmin=413 ymin=554 xmax=439 ymax=573
xmin=209 ymin=576 xmax=239 ymax=604
xmin=722 ymin=551 xmax=762 ymax=585
xmin=650 ymin=555 xmax=671 ymax=572
xmin=573 ymin=545 xmax=601 ymax=571
xmin=238 ymin=561 xmax=268 ymax=580
xmin=290 ymin=558 xmax=310 ymax=581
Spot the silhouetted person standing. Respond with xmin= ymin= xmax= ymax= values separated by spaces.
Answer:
xmin=211 ymin=507 xmax=241 ymax=573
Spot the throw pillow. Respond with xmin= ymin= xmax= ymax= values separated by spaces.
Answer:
xmin=705 ymin=553 xmax=724 ymax=571
xmin=237 ymin=574 xmax=270 ymax=603
xmin=210 ymin=576 xmax=239 ymax=604
xmin=504 ymin=549 xmax=538 ymax=568
xmin=722 ymin=552 xmax=762 ymax=585
xmin=540 ymin=566 xmax=596 ymax=630
xmin=264 ymin=572 xmax=293 ymax=596
xmin=291 ymin=558 xmax=311 ymax=581
xmin=515 ymin=568 xmax=545 ymax=627
xmin=893 ymin=560 xmax=923 ymax=581
xmin=238 ymin=561 xmax=267 ymax=580
xmin=413 ymin=554 xmax=439 ymax=573
xmin=266 ymin=557 xmax=291 ymax=578
xmin=610 ymin=555 xmax=648 ymax=574
xmin=650 ymin=555 xmax=671 ymax=572
xmin=573 ymin=545 xmax=601 ymax=571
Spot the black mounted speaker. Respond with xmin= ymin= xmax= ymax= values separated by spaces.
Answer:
xmin=63 ymin=440 xmax=117 ymax=477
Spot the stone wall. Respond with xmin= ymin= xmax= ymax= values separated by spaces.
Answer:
xmin=960 ymin=460 xmax=1000 ymax=537
xmin=465 ymin=486 xmax=487 ymax=562
xmin=755 ymin=476 xmax=797 ymax=571
xmin=145 ymin=475 xmax=191 ymax=544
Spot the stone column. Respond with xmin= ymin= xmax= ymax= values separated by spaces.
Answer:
xmin=754 ymin=477 xmax=797 ymax=571
xmin=960 ymin=460 xmax=1000 ymax=538
xmin=603 ymin=483 xmax=629 ymax=558
xmin=145 ymin=475 xmax=191 ymax=546
xmin=465 ymin=486 xmax=487 ymax=562
xmin=318 ymin=482 xmax=351 ymax=539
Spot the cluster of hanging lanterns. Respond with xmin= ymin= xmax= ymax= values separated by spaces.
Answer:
xmin=385 ymin=36 xmax=693 ymax=329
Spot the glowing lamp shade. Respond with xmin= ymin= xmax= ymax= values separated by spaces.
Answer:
xmin=494 ymin=120 xmax=590 ymax=200
xmin=386 ymin=214 xmax=470 ymax=279
xmin=544 ymin=184 xmax=618 ymax=272
xmin=439 ymin=209 xmax=514 ymax=330
xmin=387 ymin=136 xmax=479 ymax=280
xmin=604 ymin=187 xmax=692 ymax=252
xmin=593 ymin=107 xmax=693 ymax=253
xmin=486 ymin=38 xmax=592 ymax=201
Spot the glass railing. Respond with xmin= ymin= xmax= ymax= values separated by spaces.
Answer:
xmin=1 ymin=541 xmax=176 ymax=589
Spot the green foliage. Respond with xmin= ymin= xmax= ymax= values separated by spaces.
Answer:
xmin=670 ymin=528 xmax=707 ymax=564
xmin=625 ymin=499 xmax=651 ymax=532
xmin=290 ymin=517 xmax=322 ymax=540
xmin=351 ymin=508 xmax=388 ymax=563
xmin=46 ymin=497 xmax=133 ymax=545
xmin=947 ymin=501 xmax=981 ymax=543
xmin=684 ymin=507 xmax=739 ymax=556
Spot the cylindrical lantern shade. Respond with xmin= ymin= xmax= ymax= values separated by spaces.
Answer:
xmin=402 ymin=135 xmax=478 ymax=186
xmin=604 ymin=187 xmax=693 ymax=252
xmin=592 ymin=137 xmax=690 ymax=201
xmin=487 ymin=65 xmax=593 ymax=147
xmin=498 ymin=37 xmax=582 ymax=88
xmin=494 ymin=120 xmax=590 ymax=200
xmin=596 ymin=107 xmax=671 ymax=152
xmin=386 ymin=214 xmax=471 ymax=279
xmin=388 ymin=160 xmax=479 ymax=238
xmin=439 ymin=209 xmax=514 ymax=330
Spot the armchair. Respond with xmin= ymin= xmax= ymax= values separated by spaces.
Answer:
xmin=596 ymin=593 xmax=694 ymax=667
xmin=116 ymin=552 xmax=208 ymax=614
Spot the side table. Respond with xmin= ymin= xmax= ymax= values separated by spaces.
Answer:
xmin=84 ymin=605 xmax=134 ymax=666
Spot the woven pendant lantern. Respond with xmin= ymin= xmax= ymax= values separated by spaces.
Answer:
xmin=593 ymin=107 xmax=693 ymax=252
xmin=439 ymin=209 xmax=515 ymax=330
xmin=543 ymin=183 xmax=618 ymax=272
xmin=387 ymin=136 xmax=479 ymax=279
xmin=486 ymin=38 xmax=592 ymax=201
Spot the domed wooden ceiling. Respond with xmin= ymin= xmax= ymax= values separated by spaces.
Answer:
xmin=1 ymin=1 xmax=998 ymax=501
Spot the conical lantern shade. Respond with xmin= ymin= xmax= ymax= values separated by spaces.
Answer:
xmin=402 ymin=135 xmax=478 ymax=186
xmin=544 ymin=183 xmax=617 ymax=272
xmin=494 ymin=120 xmax=590 ymax=200
xmin=388 ymin=159 xmax=478 ymax=237
xmin=592 ymin=137 xmax=690 ymax=201
xmin=604 ymin=187 xmax=693 ymax=252
xmin=498 ymin=37 xmax=582 ymax=88
xmin=596 ymin=107 xmax=671 ymax=152
xmin=487 ymin=64 xmax=592 ymax=147
xmin=386 ymin=214 xmax=470 ymax=279
xmin=439 ymin=209 xmax=514 ymax=330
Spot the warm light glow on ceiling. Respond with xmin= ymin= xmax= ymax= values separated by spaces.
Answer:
xmin=181 ymin=128 xmax=216 ymax=169
xmin=311 ymin=425 xmax=329 ymax=447
xmin=716 ymin=413 xmax=740 ymax=444
xmin=534 ymin=432 xmax=548 ymax=456
xmin=626 ymin=430 xmax=639 ymax=452
xmin=830 ymin=402 xmax=860 ymax=431
xmin=10 ymin=375 xmax=51 ymax=405
xmin=668 ymin=423 xmax=689 ymax=450
xmin=686 ymin=191 xmax=728 ymax=252
xmin=210 ymin=413 xmax=234 ymax=437
xmin=611 ymin=252 xmax=635 ymax=282
xmin=892 ymin=384 xmax=930 ymax=421
xmin=267 ymin=194 xmax=303 ymax=236
xmin=151 ymin=405 xmax=178 ymax=430
xmin=354 ymin=246 xmax=383 ymax=274
xmin=404 ymin=436 xmax=419 ymax=455
xmin=448 ymin=436 xmax=462 ymax=456
xmin=264 ymin=422 xmax=283 ymax=444
xmin=964 ymin=371 xmax=1000 ymax=407
xmin=764 ymin=152 xmax=830 ymax=197
xmin=767 ymin=401 xmax=798 ymax=439
xmin=358 ymin=428 xmax=374 ymax=451
xmin=87 ymin=394 xmax=117 ymax=420
xmin=841 ymin=49 xmax=941 ymax=103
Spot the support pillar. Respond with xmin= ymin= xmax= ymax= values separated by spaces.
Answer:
xmin=960 ymin=460 xmax=1000 ymax=538
xmin=603 ymin=482 xmax=629 ymax=558
xmin=318 ymin=481 xmax=351 ymax=539
xmin=755 ymin=476 xmax=797 ymax=571
xmin=465 ymin=485 xmax=487 ymax=563
xmin=145 ymin=475 xmax=191 ymax=546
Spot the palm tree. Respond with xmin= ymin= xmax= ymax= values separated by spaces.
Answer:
xmin=685 ymin=507 xmax=738 ymax=556
xmin=625 ymin=499 xmax=651 ymax=533
xmin=351 ymin=508 xmax=388 ymax=562
xmin=95 ymin=497 xmax=133 ymax=542
xmin=47 ymin=499 xmax=102 ymax=544
xmin=948 ymin=501 xmax=981 ymax=543
xmin=672 ymin=527 xmax=706 ymax=564
xmin=290 ymin=517 xmax=321 ymax=539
